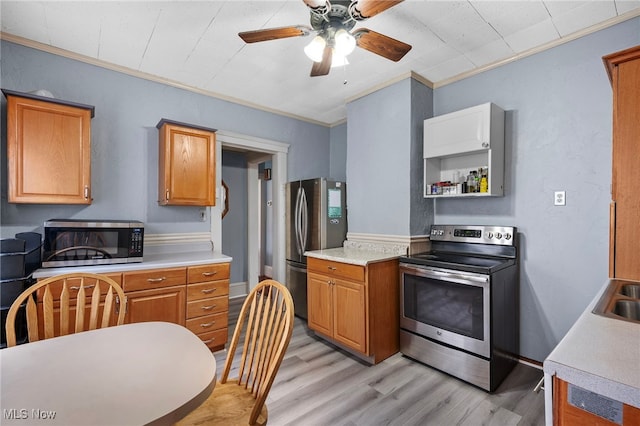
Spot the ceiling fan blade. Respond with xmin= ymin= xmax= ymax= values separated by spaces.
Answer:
xmin=350 ymin=0 xmax=404 ymax=20
xmin=239 ymin=26 xmax=311 ymax=44
xmin=352 ymin=28 xmax=411 ymax=62
xmin=310 ymin=46 xmax=332 ymax=77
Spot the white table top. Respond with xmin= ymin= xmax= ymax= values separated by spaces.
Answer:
xmin=0 ymin=322 xmax=216 ymax=425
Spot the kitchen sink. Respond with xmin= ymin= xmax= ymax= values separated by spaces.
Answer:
xmin=593 ymin=279 xmax=640 ymax=324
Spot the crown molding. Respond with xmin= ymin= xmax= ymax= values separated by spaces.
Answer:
xmin=0 ymin=32 xmax=332 ymax=128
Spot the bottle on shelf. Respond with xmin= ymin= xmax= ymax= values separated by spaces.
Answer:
xmin=467 ymin=171 xmax=477 ymax=193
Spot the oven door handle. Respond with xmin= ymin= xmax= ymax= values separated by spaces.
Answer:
xmin=420 ymin=268 xmax=488 ymax=284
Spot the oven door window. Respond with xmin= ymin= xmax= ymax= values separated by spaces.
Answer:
xmin=403 ymin=274 xmax=484 ymax=340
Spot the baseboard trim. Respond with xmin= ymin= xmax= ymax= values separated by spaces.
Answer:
xmin=229 ymin=281 xmax=247 ymax=299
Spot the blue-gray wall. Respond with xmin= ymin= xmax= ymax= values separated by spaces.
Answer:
xmin=431 ymin=18 xmax=640 ymax=361
xmin=221 ymin=151 xmax=248 ymax=284
xmin=0 ymin=40 xmax=331 ymax=238
xmin=329 ymin=123 xmax=347 ymax=183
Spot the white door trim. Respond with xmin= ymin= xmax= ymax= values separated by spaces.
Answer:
xmin=216 ymin=130 xmax=289 ymax=292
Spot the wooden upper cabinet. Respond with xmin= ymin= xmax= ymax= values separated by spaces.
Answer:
xmin=603 ymin=46 xmax=640 ymax=280
xmin=2 ymin=89 xmax=94 ymax=204
xmin=156 ymin=119 xmax=216 ymax=206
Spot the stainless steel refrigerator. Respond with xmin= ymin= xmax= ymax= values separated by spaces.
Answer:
xmin=285 ymin=178 xmax=347 ymax=319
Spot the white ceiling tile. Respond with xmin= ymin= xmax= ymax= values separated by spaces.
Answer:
xmin=615 ymin=0 xmax=640 ymax=14
xmin=504 ymin=18 xmax=560 ymax=52
xmin=465 ymin=38 xmax=516 ymax=66
xmin=473 ymin=1 xmax=551 ymax=37
xmin=1 ymin=1 xmax=49 ymax=43
xmin=421 ymin=54 xmax=476 ymax=82
xmin=551 ymin=1 xmax=618 ymax=36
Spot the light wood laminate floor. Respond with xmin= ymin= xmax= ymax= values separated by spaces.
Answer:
xmin=214 ymin=298 xmax=545 ymax=426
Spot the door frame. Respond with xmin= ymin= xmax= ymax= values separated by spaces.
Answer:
xmin=215 ymin=131 xmax=289 ymax=292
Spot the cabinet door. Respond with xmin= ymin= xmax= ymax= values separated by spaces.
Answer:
xmin=333 ymin=277 xmax=367 ymax=353
xmin=610 ymin=51 xmax=640 ymax=280
xmin=424 ymin=103 xmax=492 ymax=158
xmin=124 ymin=285 xmax=186 ymax=326
xmin=5 ymin=94 xmax=92 ymax=204
xmin=307 ymin=272 xmax=333 ymax=336
xmin=158 ymin=121 xmax=216 ymax=206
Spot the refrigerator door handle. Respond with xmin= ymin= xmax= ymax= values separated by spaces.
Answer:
xmin=300 ymin=187 xmax=309 ymax=254
xmin=294 ymin=186 xmax=303 ymax=257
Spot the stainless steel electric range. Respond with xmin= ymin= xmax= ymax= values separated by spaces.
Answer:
xmin=399 ymin=224 xmax=519 ymax=392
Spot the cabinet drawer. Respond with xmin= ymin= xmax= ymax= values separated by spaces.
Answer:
xmin=122 ymin=267 xmax=186 ymax=292
xmin=308 ymin=257 xmax=365 ymax=282
xmin=186 ymin=312 xmax=228 ymax=334
xmin=36 ymin=273 xmax=122 ymax=301
xmin=187 ymin=295 xmax=228 ymax=318
xmin=197 ymin=328 xmax=228 ymax=351
xmin=188 ymin=263 xmax=230 ymax=284
xmin=187 ymin=280 xmax=229 ymax=301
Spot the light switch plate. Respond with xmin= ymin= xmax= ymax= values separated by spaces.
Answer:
xmin=554 ymin=191 xmax=566 ymax=206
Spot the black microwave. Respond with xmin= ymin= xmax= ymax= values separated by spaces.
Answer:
xmin=43 ymin=219 xmax=144 ymax=268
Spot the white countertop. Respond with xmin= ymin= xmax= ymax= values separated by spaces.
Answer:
xmin=33 ymin=251 xmax=232 ymax=278
xmin=305 ymin=247 xmax=399 ymax=266
xmin=543 ymin=279 xmax=640 ymax=408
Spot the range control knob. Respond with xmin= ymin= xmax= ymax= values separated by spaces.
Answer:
xmin=504 ymin=233 xmax=512 ymax=240
xmin=487 ymin=232 xmax=494 ymax=239
xmin=496 ymin=232 xmax=503 ymax=239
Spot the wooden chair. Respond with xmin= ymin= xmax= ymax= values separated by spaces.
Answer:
xmin=177 ymin=279 xmax=295 ymax=426
xmin=5 ymin=272 xmax=126 ymax=347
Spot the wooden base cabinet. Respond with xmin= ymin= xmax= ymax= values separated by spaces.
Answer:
xmin=186 ymin=263 xmax=230 ymax=351
xmin=553 ymin=377 xmax=640 ymax=425
xmin=122 ymin=267 xmax=187 ymax=326
xmin=35 ymin=262 xmax=231 ymax=351
xmin=307 ymin=257 xmax=399 ymax=364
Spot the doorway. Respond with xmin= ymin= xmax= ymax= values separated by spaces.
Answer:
xmin=214 ymin=131 xmax=289 ymax=297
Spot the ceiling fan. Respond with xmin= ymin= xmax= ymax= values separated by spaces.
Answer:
xmin=238 ymin=0 xmax=411 ymax=77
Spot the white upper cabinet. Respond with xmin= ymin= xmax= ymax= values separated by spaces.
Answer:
xmin=423 ymin=103 xmax=505 ymax=198
xmin=424 ymin=102 xmax=502 ymax=157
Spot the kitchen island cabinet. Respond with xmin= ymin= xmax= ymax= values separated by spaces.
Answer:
xmin=157 ymin=119 xmax=216 ymax=206
xmin=2 ymin=89 xmax=94 ymax=204
xmin=306 ymin=249 xmax=399 ymax=364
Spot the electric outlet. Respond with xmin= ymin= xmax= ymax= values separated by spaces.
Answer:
xmin=554 ymin=191 xmax=566 ymax=206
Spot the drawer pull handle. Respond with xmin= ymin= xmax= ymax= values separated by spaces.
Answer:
xmin=201 ymin=288 xmax=216 ymax=294
xmin=327 ymin=266 xmax=336 ymax=271
xmin=147 ymin=277 xmax=166 ymax=283
xmin=202 ymin=271 xmax=218 ymax=277
xmin=202 ymin=338 xmax=215 ymax=344
xmin=70 ymin=284 xmax=95 ymax=290
xmin=200 ymin=321 xmax=216 ymax=327
xmin=201 ymin=305 xmax=216 ymax=311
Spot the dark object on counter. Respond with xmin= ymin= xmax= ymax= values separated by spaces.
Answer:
xmin=1 ymin=232 xmax=42 ymax=349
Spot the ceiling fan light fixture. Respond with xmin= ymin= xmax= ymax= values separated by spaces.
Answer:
xmin=334 ymin=28 xmax=356 ymax=57
xmin=304 ymin=35 xmax=326 ymax=62
xmin=331 ymin=50 xmax=349 ymax=68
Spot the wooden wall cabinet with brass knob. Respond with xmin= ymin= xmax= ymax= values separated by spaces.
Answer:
xmin=156 ymin=119 xmax=216 ymax=206
xmin=2 ymin=89 xmax=94 ymax=204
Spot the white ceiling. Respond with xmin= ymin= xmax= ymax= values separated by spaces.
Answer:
xmin=2 ymin=1 xmax=639 ymax=126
